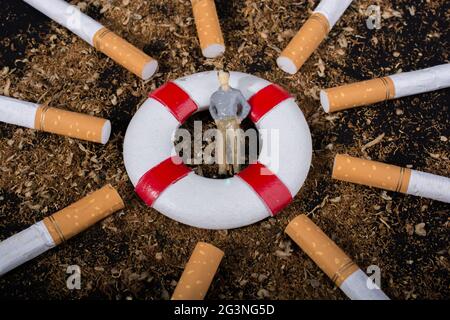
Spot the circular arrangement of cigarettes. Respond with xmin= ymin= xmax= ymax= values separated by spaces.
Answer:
xmin=0 ymin=0 xmax=449 ymax=300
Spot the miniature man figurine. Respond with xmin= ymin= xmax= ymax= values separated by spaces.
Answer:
xmin=209 ymin=70 xmax=251 ymax=175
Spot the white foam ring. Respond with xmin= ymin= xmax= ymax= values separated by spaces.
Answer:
xmin=123 ymin=71 xmax=312 ymax=229
xmin=313 ymin=0 xmax=354 ymax=28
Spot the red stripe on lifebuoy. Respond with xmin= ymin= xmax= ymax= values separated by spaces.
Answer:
xmin=237 ymin=162 xmax=292 ymax=215
xmin=135 ymin=156 xmax=191 ymax=206
xmin=248 ymin=84 xmax=291 ymax=123
xmin=149 ymin=82 xmax=198 ymax=123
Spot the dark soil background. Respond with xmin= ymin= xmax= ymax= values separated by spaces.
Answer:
xmin=0 ymin=0 xmax=449 ymax=300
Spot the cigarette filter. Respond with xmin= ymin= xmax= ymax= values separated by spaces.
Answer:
xmin=333 ymin=154 xmax=450 ymax=204
xmin=320 ymin=77 xmax=395 ymax=113
xmin=286 ymin=214 xmax=389 ymax=300
xmin=34 ymin=105 xmax=110 ymax=144
xmin=321 ymin=63 xmax=450 ymax=112
xmin=92 ymin=28 xmax=158 ymax=80
xmin=191 ymin=0 xmax=225 ymax=58
xmin=172 ymin=242 xmax=224 ymax=300
xmin=277 ymin=0 xmax=353 ymax=74
xmin=0 ymin=95 xmax=111 ymax=144
xmin=23 ymin=0 xmax=158 ymax=80
xmin=0 ymin=185 xmax=124 ymax=276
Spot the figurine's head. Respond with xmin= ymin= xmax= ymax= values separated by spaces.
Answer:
xmin=218 ymin=70 xmax=230 ymax=90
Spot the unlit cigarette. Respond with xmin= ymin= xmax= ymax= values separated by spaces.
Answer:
xmin=191 ymin=0 xmax=225 ymax=58
xmin=172 ymin=242 xmax=224 ymax=300
xmin=0 ymin=185 xmax=124 ymax=276
xmin=333 ymin=154 xmax=450 ymax=204
xmin=286 ymin=214 xmax=389 ymax=300
xmin=277 ymin=0 xmax=353 ymax=74
xmin=23 ymin=0 xmax=158 ymax=80
xmin=321 ymin=63 xmax=450 ymax=112
xmin=0 ymin=95 xmax=111 ymax=144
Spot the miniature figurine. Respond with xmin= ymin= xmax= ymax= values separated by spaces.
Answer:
xmin=209 ymin=70 xmax=251 ymax=175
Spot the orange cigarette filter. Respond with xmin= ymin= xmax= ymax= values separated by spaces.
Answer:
xmin=278 ymin=13 xmax=330 ymax=74
xmin=332 ymin=154 xmax=411 ymax=193
xmin=43 ymin=184 xmax=124 ymax=245
xmin=191 ymin=0 xmax=225 ymax=58
xmin=93 ymin=27 xmax=158 ymax=80
xmin=34 ymin=105 xmax=110 ymax=144
xmin=321 ymin=77 xmax=396 ymax=112
xmin=172 ymin=242 xmax=224 ymax=300
xmin=285 ymin=214 xmax=358 ymax=286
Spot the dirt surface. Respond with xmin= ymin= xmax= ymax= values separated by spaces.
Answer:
xmin=0 ymin=0 xmax=449 ymax=300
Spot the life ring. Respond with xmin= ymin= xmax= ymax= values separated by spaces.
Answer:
xmin=124 ymin=71 xmax=312 ymax=229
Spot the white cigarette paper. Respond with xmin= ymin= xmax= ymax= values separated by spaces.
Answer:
xmin=389 ymin=63 xmax=450 ymax=99
xmin=407 ymin=170 xmax=450 ymax=204
xmin=0 ymin=222 xmax=56 ymax=277
xmin=22 ymin=0 xmax=158 ymax=80
xmin=277 ymin=0 xmax=353 ymax=74
xmin=321 ymin=64 xmax=450 ymax=112
xmin=340 ymin=269 xmax=389 ymax=300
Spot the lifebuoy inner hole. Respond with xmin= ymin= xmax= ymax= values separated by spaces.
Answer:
xmin=174 ymin=110 xmax=261 ymax=179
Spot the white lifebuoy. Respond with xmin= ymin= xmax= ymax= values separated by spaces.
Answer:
xmin=124 ymin=71 xmax=312 ymax=229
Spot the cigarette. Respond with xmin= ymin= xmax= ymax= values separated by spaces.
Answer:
xmin=286 ymin=214 xmax=389 ymax=300
xmin=0 ymin=185 xmax=124 ymax=277
xmin=0 ymin=95 xmax=111 ymax=144
xmin=332 ymin=154 xmax=450 ymax=204
xmin=23 ymin=0 xmax=158 ymax=80
xmin=172 ymin=242 xmax=224 ymax=300
xmin=191 ymin=0 xmax=225 ymax=58
xmin=277 ymin=0 xmax=353 ymax=74
xmin=321 ymin=63 xmax=450 ymax=112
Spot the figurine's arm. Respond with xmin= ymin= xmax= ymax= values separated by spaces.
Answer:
xmin=237 ymin=92 xmax=251 ymax=121
xmin=209 ymin=97 xmax=219 ymax=120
